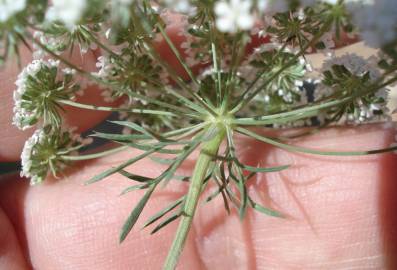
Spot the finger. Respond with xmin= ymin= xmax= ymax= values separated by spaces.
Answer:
xmin=194 ymin=124 xmax=397 ymax=269
xmin=1 ymin=124 xmax=396 ymax=269
xmin=0 ymin=176 xmax=29 ymax=270
xmin=0 ymin=153 xmax=204 ymax=269
xmin=0 ymin=46 xmax=35 ymax=162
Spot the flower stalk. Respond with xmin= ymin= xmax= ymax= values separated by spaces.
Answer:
xmin=163 ymin=124 xmax=226 ymax=270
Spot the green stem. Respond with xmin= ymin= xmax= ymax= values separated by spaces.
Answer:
xmin=163 ymin=125 xmax=226 ymax=270
xmin=236 ymin=127 xmax=397 ymax=156
xmin=57 ymin=99 xmax=177 ymax=117
xmin=131 ymin=7 xmax=218 ymax=117
xmin=61 ymin=145 xmax=128 ymax=161
xmin=157 ymin=24 xmax=199 ymax=87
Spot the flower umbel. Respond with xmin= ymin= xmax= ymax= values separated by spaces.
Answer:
xmin=21 ymin=126 xmax=88 ymax=185
xmin=318 ymin=54 xmax=390 ymax=124
xmin=12 ymin=59 xmax=79 ymax=130
xmin=214 ymin=0 xmax=255 ymax=33
xmin=0 ymin=0 xmax=26 ymax=22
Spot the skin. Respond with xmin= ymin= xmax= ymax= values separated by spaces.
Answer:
xmin=0 ymin=17 xmax=397 ymax=269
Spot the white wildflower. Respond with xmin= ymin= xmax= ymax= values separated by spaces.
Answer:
xmin=46 ymin=0 xmax=87 ymax=28
xmin=13 ymin=60 xmax=54 ymax=130
xmin=321 ymin=53 xmax=381 ymax=81
xmin=94 ymin=55 xmax=116 ymax=80
xmin=20 ymin=126 xmax=91 ymax=185
xmin=319 ymin=54 xmax=390 ymax=124
xmin=214 ymin=0 xmax=255 ymax=33
xmin=300 ymin=0 xmax=340 ymax=6
xmin=20 ymin=129 xmax=46 ymax=185
xmin=0 ymin=0 xmax=26 ymax=22
xmin=13 ymin=59 xmax=78 ymax=130
xmin=163 ymin=0 xmax=194 ymax=13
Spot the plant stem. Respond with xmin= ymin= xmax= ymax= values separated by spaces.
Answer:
xmin=57 ymin=99 xmax=177 ymax=117
xmin=163 ymin=124 xmax=226 ymax=270
xmin=61 ymin=145 xmax=128 ymax=161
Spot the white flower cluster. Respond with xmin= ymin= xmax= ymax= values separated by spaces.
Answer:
xmin=163 ymin=0 xmax=195 ymax=14
xmin=46 ymin=0 xmax=88 ymax=29
xmin=347 ymin=89 xmax=389 ymax=124
xmin=212 ymin=0 xmax=348 ymax=34
xmin=20 ymin=129 xmax=46 ymax=185
xmin=214 ymin=0 xmax=255 ymax=33
xmin=13 ymin=59 xmax=60 ymax=130
xmin=95 ymin=55 xmax=116 ymax=80
xmin=0 ymin=0 xmax=26 ymax=22
xmin=319 ymin=54 xmax=391 ymax=124
xmin=321 ymin=53 xmax=381 ymax=81
xmin=94 ymin=55 xmax=119 ymax=102
xmin=246 ymin=44 xmax=308 ymax=103
xmin=20 ymin=126 xmax=92 ymax=185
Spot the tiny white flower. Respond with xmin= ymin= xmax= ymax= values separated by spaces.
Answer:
xmin=21 ymin=129 xmax=46 ymax=185
xmin=320 ymin=54 xmax=390 ymax=124
xmin=13 ymin=59 xmax=78 ymax=130
xmin=163 ymin=0 xmax=194 ymax=13
xmin=21 ymin=126 xmax=91 ymax=185
xmin=214 ymin=0 xmax=255 ymax=33
xmin=0 ymin=0 xmax=26 ymax=22
xmin=46 ymin=0 xmax=87 ymax=28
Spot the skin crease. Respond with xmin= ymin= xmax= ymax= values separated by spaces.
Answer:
xmin=1 ymin=14 xmax=397 ymax=270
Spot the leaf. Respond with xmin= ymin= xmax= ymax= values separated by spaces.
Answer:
xmin=160 ymin=138 xmax=202 ymax=186
xmin=92 ymin=132 xmax=148 ymax=142
xmin=86 ymin=148 xmax=158 ymax=185
xmin=205 ymin=187 xmax=222 ymax=203
xmin=172 ymin=175 xmax=190 ymax=182
xmin=150 ymin=156 xmax=176 ymax=165
xmin=150 ymin=213 xmax=181 ymax=235
xmin=120 ymin=183 xmax=152 ymax=195
xmin=119 ymin=170 xmax=154 ymax=182
xmin=143 ymin=196 xmax=185 ymax=228
xmin=228 ymin=164 xmax=248 ymax=219
xmin=110 ymin=121 xmax=169 ymax=142
xmin=236 ymin=127 xmax=397 ymax=156
xmin=119 ymin=184 xmax=157 ymax=243
xmin=126 ymin=142 xmax=182 ymax=155
xmin=238 ymin=163 xmax=290 ymax=173
xmin=238 ymin=182 xmax=248 ymax=219
xmin=249 ymin=198 xmax=283 ymax=218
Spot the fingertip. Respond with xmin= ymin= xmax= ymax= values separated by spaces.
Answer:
xmin=0 ymin=207 xmax=30 ymax=270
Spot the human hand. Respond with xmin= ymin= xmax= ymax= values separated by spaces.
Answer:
xmin=0 ymin=24 xmax=397 ymax=270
